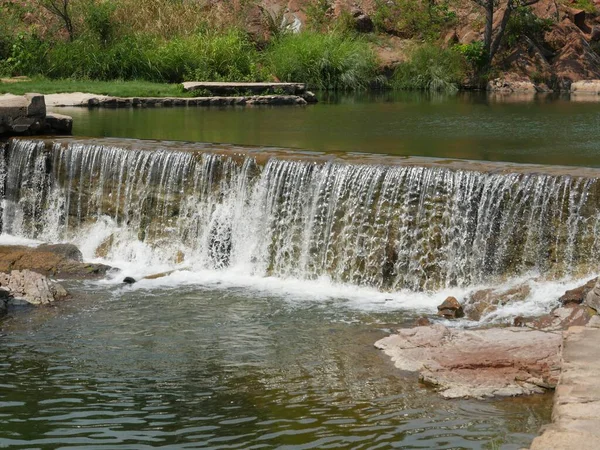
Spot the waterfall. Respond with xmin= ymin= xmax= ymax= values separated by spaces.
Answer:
xmin=2 ymin=137 xmax=599 ymax=291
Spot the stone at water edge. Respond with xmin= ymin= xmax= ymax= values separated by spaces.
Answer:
xmin=463 ymin=283 xmax=531 ymax=321
xmin=375 ymin=324 xmax=562 ymax=399
xmin=0 ymin=269 xmax=68 ymax=306
xmin=584 ymin=277 xmax=600 ymax=313
xmin=437 ymin=296 xmax=464 ymax=319
xmin=559 ymin=277 xmax=597 ymax=306
xmin=415 ymin=316 xmax=432 ymax=326
xmin=123 ymin=277 xmax=136 ymax=284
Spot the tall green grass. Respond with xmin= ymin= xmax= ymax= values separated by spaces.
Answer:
xmin=5 ymin=29 xmax=264 ymax=83
xmin=267 ymin=32 xmax=380 ymax=90
xmin=392 ymin=44 xmax=466 ymax=92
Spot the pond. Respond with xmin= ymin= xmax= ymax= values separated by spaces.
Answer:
xmin=2 ymin=92 xmax=597 ymax=449
xmin=59 ymin=91 xmax=600 ymax=167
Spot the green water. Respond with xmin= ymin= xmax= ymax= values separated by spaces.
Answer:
xmin=3 ymin=92 xmax=590 ymax=448
xmin=0 ymin=282 xmax=551 ymax=449
xmin=58 ymin=91 xmax=600 ymax=166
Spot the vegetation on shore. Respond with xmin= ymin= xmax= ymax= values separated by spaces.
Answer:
xmin=1 ymin=0 xmax=599 ymax=94
xmin=0 ymin=78 xmax=191 ymax=97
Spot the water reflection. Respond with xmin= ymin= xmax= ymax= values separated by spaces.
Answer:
xmin=55 ymin=91 xmax=600 ymax=167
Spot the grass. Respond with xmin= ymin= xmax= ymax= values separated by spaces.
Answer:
xmin=267 ymin=31 xmax=380 ymax=90
xmin=0 ymin=78 xmax=190 ymax=97
xmin=392 ymin=44 xmax=466 ymax=93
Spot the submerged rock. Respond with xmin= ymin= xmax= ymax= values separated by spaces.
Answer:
xmin=464 ymin=283 xmax=531 ymax=321
xmin=437 ymin=296 xmax=464 ymax=319
xmin=123 ymin=277 xmax=136 ymax=284
xmin=375 ymin=324 xmax=561 ymax=399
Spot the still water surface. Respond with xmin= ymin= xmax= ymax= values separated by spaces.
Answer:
xmin=59 ymin=91 xmax=600 ymax=166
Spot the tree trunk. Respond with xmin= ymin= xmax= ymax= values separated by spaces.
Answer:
xmin=484 ymin=1 xmax=494 ymax=62
xmin=489 ymin=2 xmax=514 ymax=63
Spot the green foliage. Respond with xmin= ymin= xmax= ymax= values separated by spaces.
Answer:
xmin=178 ymin=29 xmax=264 ymax=83
xmin=85 ymin=1 xmax=117 ymax=45
xmin=454 ymin=41 xmax=487 ymax=70
xmin=304 ymin=0 xmax=332 ymax=32
xmin=371 ymin=0 xmax=456 ymax=40
xmin=0 ymin=78 xmax=189 ymax=98
xmin=569 ymin=0 xmax=598 ymax=14
xmin=504 ymin=6 xmax=553 ymax=47
xmin=1 ymin=32 xmax=49 ymax=76
xmin=392 ymin=44 xmax=466 ymax=92
xmin=267 ymin=31 xmax=379 ymax=90
xmin=44 ymin=34 xmax=156 ymax=80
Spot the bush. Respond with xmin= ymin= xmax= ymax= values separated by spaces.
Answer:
xmin=40 ymin=29 xmax=262 ymax=83
xmin=503 ymin=6 xmax=553 ymax=47
xmin=392 ymin=44 xmax=466 ymax=92
xmin=176 ymin=30 xmax=264 ymax=83
xmin=1 ymin=32 xmax=49 ymax=77
xmin=454 ymin=41 xmax=487 ymax=71
xmin=45 ymin=34 xmax=157 ymax=80
xmin=372 ymin=0 xmax=456 ymax=40
xmin=85 ymin=1 xmax=118 ymax=45
xmin=267 ymin=31 xmax=379 ymax=90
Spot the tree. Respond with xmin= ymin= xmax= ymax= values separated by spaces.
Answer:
xmin=40 ymin=0 xmax=75 ymax=42
xmin=472 ymin=0 xmax=540 ymax=66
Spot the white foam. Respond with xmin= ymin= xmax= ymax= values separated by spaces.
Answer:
xmin=0 ymin=234 xmax=43 ymax=247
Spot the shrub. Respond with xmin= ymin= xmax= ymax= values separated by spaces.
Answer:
xmin=454 ymin=41 xmax=487 ymax=71
xmin=392 ymin=44 xmax=466 ymax=92
xmin=85 ymin=1 xmax=117 ymax=45
xmin=2 ymin=32 xmax=49 ymax=77
xmin=267 ymin=31 xmax=379 ymax=90
xmin=503 ymin=6 xmax=553 ymax=47
xmin=372 ymin=0 xmax=456 ymax=40
xmin=177 ymin=29 xmax=264 ymax=83
xmin=304 ymin=0 xmax=332 ymax=32
xmin=45 ymin=34 xmax=157 ymax=80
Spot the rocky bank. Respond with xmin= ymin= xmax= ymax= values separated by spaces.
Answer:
xmin=0 ymin=243 xmax=113 ymax=316
xmin=0 ymin=94 xmax=72 ymax=136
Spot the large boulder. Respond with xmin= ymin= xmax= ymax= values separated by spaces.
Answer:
xmin=487 ymin=76 xmax=538 ymax=93
xmin=0 ymin=94 xmax=73 ymax=136
xmin=0 ymin=269 xmax=68 ymax=306
xmin=375 ymin=324 xmax=562 ymax=399
xmin=0 ymin=244 xmax=111 ymax=279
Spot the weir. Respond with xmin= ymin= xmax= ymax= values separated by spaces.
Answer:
xmin=2 ymin=137 xmax=600 ymax=291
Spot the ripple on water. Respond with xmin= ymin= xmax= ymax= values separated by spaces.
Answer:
xmin=0 ymin=283 xmax=552 ymax=449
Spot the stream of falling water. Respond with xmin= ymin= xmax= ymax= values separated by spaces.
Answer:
xmin=1 ymin=138 xmax=599 ymax=300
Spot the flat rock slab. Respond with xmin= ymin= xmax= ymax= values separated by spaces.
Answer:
xmin=530 ymin=325 xmax=600 ymax=449
xmin=375 ymin=324 xmax=562 ymax=399
xmin=182 ymin=81 xmax=306 ymax=95
xmin=44 ymin=92 xmax=309 ymax=107
xmin=1 ymin=94 xmax=72 ymax=136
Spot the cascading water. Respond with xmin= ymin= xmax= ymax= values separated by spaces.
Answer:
xmin=2 ymin=137 xmax=599 ymax=292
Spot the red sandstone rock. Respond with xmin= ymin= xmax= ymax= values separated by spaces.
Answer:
xmin=375 ymin=324 xmax=562 ymax=399
xmin=437 ymin=296 xmax=464 ymax=319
